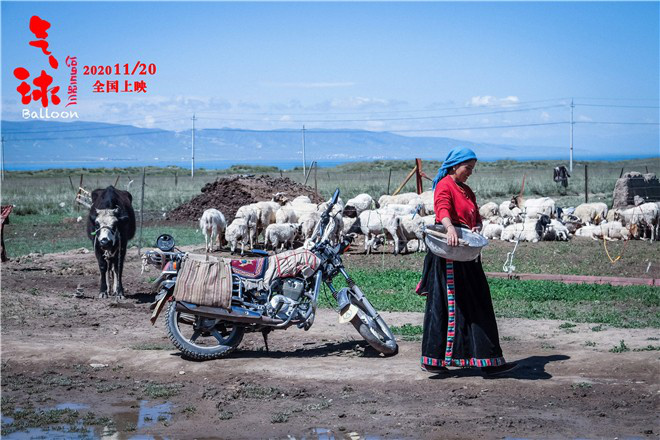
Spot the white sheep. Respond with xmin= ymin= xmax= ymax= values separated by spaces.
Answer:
xmin=573 ymin=202 xmax=608 ymax=225
xmin=299 ymin=211 xmax=321 ymax=241
xmin=225 ymin=218 xmax=251 ymax=255
xmin=614 ymin=202 xmax=659 ymax=241
xmin=482 ymin=222 xmax=504 ymax=240
xmin=275 ymin=206 xmax=298 ymax=224
xmin=398 ymin=214 xmax=426 ymax=252
xmin=499 ymin=201 xmax=523 ymax=223
xmin=378 ymin=192 xmax=420 ymax=207
xmin=234 ymin=204 xmax=259 ymax=246
xmin=574 ymin=224 xmax=601 ymax=239
xmin=479 ymin=202 xmax=499 ymax=220
xmin=592 ymin=221 xmax=632 ymax=241
xmin=419 ymin=191 xmax=435 ymax=215
xmin=343 ymin=193 xmax=377 ymax=218
xmin=523 ymin=197 xmax=556 ymax=219
xmin=199 ymin=208 xmax=227 ymax=252
xmin=501 ymin=221 xmax=541 ymax=242
xmin=265 ymin=223 xmax=300 ymax=252
xmin=377 ymin=204 xmax=417 ymax=216
xmin=350 ymin=210 xmax=402 ymax=254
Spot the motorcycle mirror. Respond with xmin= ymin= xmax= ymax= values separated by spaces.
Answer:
xmin=330 ymin=188 xmax=340 ymax=206
xmin=156 ymin=234 xmax=175 ymax=252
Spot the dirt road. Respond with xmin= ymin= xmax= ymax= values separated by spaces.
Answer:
xmin=1 ymin=248 xmax=658 ymax=439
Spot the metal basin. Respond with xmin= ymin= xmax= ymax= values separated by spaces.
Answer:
xmin=424 ymin=224 xmax=489 ymax=261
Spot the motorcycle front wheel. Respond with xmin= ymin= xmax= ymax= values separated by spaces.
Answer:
xmin=349 ymin=288 xmax=398 ymax=356
xmin=165 ymin=301 xmax=245 ymax=361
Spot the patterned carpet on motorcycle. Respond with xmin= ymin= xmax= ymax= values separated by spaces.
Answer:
xmin=230 ymin=258 xmax=268 ymax=279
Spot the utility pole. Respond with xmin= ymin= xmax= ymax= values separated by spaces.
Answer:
xmin=302 ymin=125 xmax=306 ymax=177
xmin=191 ymin=114 xmax=196 ymax=179
xmin=1 ymin=136 xmax=5 ymax=181
xmin=569 ymin=99 xmax=574 ymax=173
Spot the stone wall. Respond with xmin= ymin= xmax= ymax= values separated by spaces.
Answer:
xmin=612 ymin=172 xmax=660 ymax=209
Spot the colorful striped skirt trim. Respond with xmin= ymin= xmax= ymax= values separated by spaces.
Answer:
xmin=421 ymin=355 xmax=506 ymax=368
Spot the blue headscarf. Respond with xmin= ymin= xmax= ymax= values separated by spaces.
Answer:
xmin=432 ymin=147 xmax=478 ymax=189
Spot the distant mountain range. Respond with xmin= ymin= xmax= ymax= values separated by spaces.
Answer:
xmin=0 ymin=120 xmax=637 ymax=169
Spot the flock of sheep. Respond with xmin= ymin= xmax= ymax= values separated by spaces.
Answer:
xmin=198 ymin=191 xmax=660 ymax=255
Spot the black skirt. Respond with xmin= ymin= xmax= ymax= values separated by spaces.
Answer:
xmin=417 ymin=252 xmax=505 ymax=368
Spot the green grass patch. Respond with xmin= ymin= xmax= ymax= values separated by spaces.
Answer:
xmin=130 ymin=343 xmax=173 ymax=351
xmin=4 ymin=221 xmax=203 ymax=257
xmin=318 ymin=269 xmax=659 ymax=328
xmin=609 ymin=340 xmax=630 ymax=353
xmin=142 ymin=382 xmax=183 ymax=399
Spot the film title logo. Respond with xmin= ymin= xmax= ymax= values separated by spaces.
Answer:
xmin=14 ymin=15 xmax=79 ymax=119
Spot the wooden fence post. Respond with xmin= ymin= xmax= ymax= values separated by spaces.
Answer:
xmin=174 ymin=171 xmax=178 ymax=187
xmin=138 ymin=167 xmax=146 ymax=255
xmin=387 ymin=168 xmax=392 ymax=195
xmin=619 ymin=167 xmax=624 ymax=178
xmin=68 ymin=176 xmax=75 ymax=191
xmin=584 ymin=164 xmax=588 ymax=204
xmin=415 ymin=158 xmax=423 ymax=194
xmin=314 ymin=163 xmax=318 ymax=197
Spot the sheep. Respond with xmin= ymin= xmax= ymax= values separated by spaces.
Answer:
xmin=299 ymin=211 xmax=321 ymax=241
xmin=225 ymin=218 xmax=251 ymax=255
xmin=199 ymin=208 xmax=227 ymax=252
xmin=501 ymin=216 xmax=550 ymax=243
xmin=378 ymin=204 xmax=417 ymax=216
xmin=613 ymin=202 xmax=659 ymax=241
xmin=397 ymin=214 xmax=426 ymax=253
xmin=319 ymin=214 xmax=344 ymax=246
xmin=574 ymin=224 xmax=601 ymax=239
xmin=234 ymin=204 xmax=259 ymax=246
xmin=479 ymin=202 xmax=499 ymax=220
xmin=419 ymin=191 xmax=435 ymax=215
xmin=348 ymin=209 xmax=402 ymax=254
xmin=592 ymin=221 xmax=632 ymax=241
xmin=522 ymin=197 xmax=556 ymax=219
xmin=499 ymin=200 xmax=523 ymax=223
xmin=343 ymin=193 xmax=377 ymax=218
xmin=573 ymin=202 xmax=608 ymax=225
xmin=542 ymin=219 xmax=570 ymax=241
xmin=291 ymin=195 xmax=312 ymax=205
xmin=317 ymin=197 xmax=344 ymax=216
xmin=275 ymin=206 xmax=298 ymax=224
xmin=421 ymin=214 xmax=436 ymax=227
xmin=265 ymin=223 xmax=300 ymax=252
xmin=482 ymin=222 xmax=504 ymax=240
xmin=378 ymin=192 xmax=420 ymax=207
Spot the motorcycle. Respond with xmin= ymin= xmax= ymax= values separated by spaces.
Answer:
xmin=144 ymin=188 xmax=398 ymax=360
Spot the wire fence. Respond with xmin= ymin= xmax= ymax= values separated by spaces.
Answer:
xmin=3 ymin=160 xmax=659 ymax=219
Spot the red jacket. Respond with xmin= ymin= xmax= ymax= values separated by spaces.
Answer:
xmin=434 ymin=175 xmax=481 ymax=229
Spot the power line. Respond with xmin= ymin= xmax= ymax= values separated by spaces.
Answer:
xmin=195 ymin=104 xmax=565 ymax=123
xmin=576 ymin=103 xmax=660 ymax=109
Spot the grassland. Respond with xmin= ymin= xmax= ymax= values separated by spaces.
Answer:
xmin=4 ymin=158 xmax=658 ymax=217
xmin=319 ymin=269 xmax=660 ymax=328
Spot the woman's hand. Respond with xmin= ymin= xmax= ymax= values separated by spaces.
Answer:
xmin=446 ymin=225 xmax=459 ymax=247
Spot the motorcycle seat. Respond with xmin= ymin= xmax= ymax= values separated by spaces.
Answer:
xmin=229 ymin=257 xmax=268 ymax=279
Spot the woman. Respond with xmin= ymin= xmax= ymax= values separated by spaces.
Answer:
xmin=417 ymin=147 xmax=517 ymax=376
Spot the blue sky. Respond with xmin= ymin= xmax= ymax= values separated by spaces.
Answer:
xmin=2 ymin=1 xmax=659 ymax=158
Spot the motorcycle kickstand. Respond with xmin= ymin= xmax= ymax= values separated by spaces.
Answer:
xmin=261 ymin=329 xmax=271 ymax=352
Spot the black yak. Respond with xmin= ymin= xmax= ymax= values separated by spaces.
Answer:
xmin=87 ymin=186 xmax=136 ymax=299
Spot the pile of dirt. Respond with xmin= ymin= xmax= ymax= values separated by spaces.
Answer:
xmin=167 ymin=175 xmax=323 ymax=222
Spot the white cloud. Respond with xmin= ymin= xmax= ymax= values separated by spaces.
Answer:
xmin=541 ymin=112 xmax=550 ymax=121
xmin=468 ymin=95 xmax=520 ymax=107
xmin=577 ymin=115 xmax=593 ymax=122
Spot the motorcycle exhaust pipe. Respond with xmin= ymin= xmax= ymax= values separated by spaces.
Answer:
xmin=175 ymin=301 xmax=286 ymax=326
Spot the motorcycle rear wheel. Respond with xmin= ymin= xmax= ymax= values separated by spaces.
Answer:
xmin=166 ymin=301 xmax=244 ymax=360
xmin=349 ymin=290 xmax=398 ymax=356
